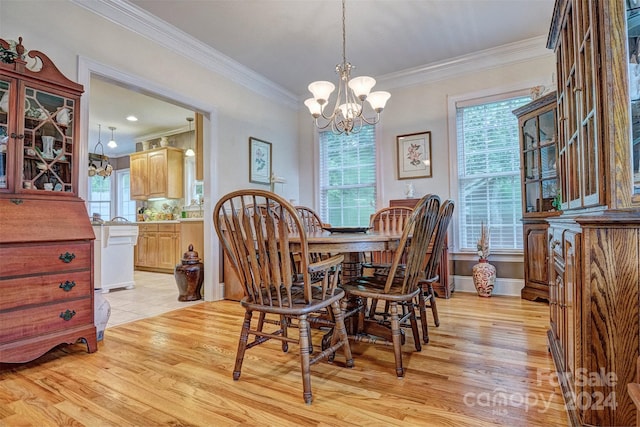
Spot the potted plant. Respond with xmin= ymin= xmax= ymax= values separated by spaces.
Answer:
xmin=472 ymin=222 xmax=496 ymax=297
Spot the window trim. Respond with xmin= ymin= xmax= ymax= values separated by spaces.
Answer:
xmin=447 ymin=85 xmax=532 ymax=256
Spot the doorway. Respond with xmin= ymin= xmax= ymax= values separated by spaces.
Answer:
xmin=78 ymin=56 xmax=221 ymax=306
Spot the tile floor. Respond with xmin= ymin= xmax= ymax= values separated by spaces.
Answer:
xmin=102 ymin=270 xmax=203 ymax=328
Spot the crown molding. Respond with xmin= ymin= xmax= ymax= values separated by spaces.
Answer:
xmin=72 ymin=0 xmax=552 ymax=109
xmin=70 ymin=0 xmax=300 ymax=110
xmin=376 ymin=35 xmax=554 ymax=90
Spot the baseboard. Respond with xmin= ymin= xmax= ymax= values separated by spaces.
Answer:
xmin=453 ymin=275 xmax=524 ymax=297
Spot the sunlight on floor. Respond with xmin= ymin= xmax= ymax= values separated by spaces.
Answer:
xmin=102 ymin=270 xmax=203 ymax=328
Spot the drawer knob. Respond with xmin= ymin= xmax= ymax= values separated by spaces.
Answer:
xmin=59 ymin=280 xmax=76 ymax=292
xmin=59 ymin=252 xmax=76 ymax=263
xmin=59 ymin=309 xmax=76 ymax=321
xmin=10 ymin=199 xmax=23 ymax=205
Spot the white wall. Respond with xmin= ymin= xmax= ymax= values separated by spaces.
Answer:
xmin=1 ymin=1 xmax=299 ymax=301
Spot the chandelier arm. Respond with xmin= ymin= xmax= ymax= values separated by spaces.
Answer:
xmin=313 ymin=117 xmax=336 ymax=131
xmin=359 ymin=113 xmax=381 ymax=126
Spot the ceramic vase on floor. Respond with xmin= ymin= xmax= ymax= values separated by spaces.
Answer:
xmin=94 ymin=289 xmax=111 ymax=341
xmin=472 ymin=259 xmax=496 ymax=297
xmin=174 ymin=244 xmax=204 ymax=301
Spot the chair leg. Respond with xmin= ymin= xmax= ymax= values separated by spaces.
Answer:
xmin=331 ymin=300 xmax=354 ymax=368
xmin=368 ymin=297 xmax=379 ymax=319
xmin=233 ymin=310 xmax=253 ymax=380
xmin=417 ymin=290 xmax=430 ymax=344
xmin=389 ymin=302 xmax=404 ymax=378
xmin=428 ymin=284 xmax=440 ymax=327
xmin=280 ymin=315 xmax=289 ymax=353
xmin=298 ymin=315 xmax=313 ymax=404
xmin=408 ymin=301 xmax=421 ymax=352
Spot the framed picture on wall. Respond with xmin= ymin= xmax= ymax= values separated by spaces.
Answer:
xmin=249 ymin=137 xmax=272 ymax=184
xmin=396 ymin=131 xmax=432 ymax=179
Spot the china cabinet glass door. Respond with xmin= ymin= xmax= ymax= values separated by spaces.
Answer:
xmin=522 ymin=108 xmax=558 ymax=214
xmin=628 ymin=1 xmax=640 ymax=195
xmin=21 ymin=84 xmax=75 ymax=192
xmin=0 ymin=79 xmax=9 ymax=190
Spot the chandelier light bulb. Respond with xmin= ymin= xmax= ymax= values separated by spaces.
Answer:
xmin=348 ymin=76 xmax=376 ymax=100
xmin=304 ymin=98 xmax=322 ymax=117
xmin=308 ymin=81 xmax=335 ymax=105
xmin=366 ymin=91 xmax=391 ymax=112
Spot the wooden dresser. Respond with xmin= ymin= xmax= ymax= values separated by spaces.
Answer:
xmin=389 ymin=198 xmax=453 ymax=298
xmin=0 ymin=37 xmax=97 ymax=363
xmin=546 ymin=2 xmax=640 ymax=425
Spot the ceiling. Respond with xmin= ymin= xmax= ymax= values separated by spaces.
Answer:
xmin=89 ymin=0 xmax=555 ymax=157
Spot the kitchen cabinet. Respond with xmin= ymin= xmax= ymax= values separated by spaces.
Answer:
xmin=513 ymin=92 xmax=561 ymax=301
xmin=0 ymin=37 xmax=96 ymax=363
xmin=129 ymin=146 xmax=183 ymax=200
xmin=135 ymin=223 xmax=181 ymax=273
xmin=546 ymin=1 xmax=640 ymax=425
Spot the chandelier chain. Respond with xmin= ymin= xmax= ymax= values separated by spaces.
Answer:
xmin=342 ymin=0 xmax=346 ymax=67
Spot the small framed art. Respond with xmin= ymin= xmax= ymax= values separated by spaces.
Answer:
xmin=249 ymin=137 xmax=272 ymax=184
xmin=396 ymin=131 xmax=432 ymax=179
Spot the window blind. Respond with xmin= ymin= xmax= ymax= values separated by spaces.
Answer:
xmin=456 ymin=95 xmax=531 ymax=252
xmin=319 ymin=125 xmax=377 ymax=226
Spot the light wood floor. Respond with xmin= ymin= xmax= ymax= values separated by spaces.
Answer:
xmin=0 ymin=292 xmax=569 ymax=426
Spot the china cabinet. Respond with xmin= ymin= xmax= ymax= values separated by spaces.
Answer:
xmin=513 ymin=92 xmax=561 ymax=301
xmin=546 ymin=1 xmax=640 ymax=425
xmin=0 ymin=37 xmax=96 ymax=363
xmin=129 ymin=146 xmax=183 ymax=200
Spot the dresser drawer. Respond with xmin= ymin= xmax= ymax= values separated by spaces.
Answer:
xmin=0 ymin=242 xmax=91 ymax=277
xmin=0 ymin=297 xmax=93 ymax=342
xmin=0 ymin=271 xmax=91 ymax=311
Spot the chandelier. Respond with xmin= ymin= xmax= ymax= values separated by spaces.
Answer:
xmin=304 ymin=0 xmax=390 ymax=135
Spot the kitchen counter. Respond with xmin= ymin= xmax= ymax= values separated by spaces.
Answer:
xmin=135 ymin=218 xmax=203 ymax=224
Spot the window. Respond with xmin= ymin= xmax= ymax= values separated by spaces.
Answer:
xmin=115 ymin=169 xmax=136 ymax=221
xmin=87 ymin=175 xmax=112 ymax=219
xmin=455 ymin=94 xmax=531 ymax=253
xmin=319 ymin=125 xmax=376 ymax=226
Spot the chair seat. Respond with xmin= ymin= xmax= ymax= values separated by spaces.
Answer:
xmin=242 ymin=285 xmax=345 ymax=316
xmin=341 ymin=277 xmax=420 ymax=302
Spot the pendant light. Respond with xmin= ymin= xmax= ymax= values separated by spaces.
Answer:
xmin=107 ymin=126 xmax=117 ymax=148
xmin=185 ymin=117 xmax=195 ymax=157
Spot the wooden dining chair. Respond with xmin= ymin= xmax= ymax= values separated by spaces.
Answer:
xmin=295 ymin=206 xmax=327 ymax=232
xmin=417 ymin=199 xmax=454 ymax=343
xmin=362 ymin=206 xmax=414 ymax=318
xmin=340 ymin=194 xmax=441 ymax=378
xmin=213 ymin=190 xmax=353 ymax=404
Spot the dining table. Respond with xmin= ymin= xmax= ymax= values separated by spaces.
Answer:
xmin=289 ymin=229 xmax=405 ymax=340
xmin=289 ymin=229 xmax=403 ymax=282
